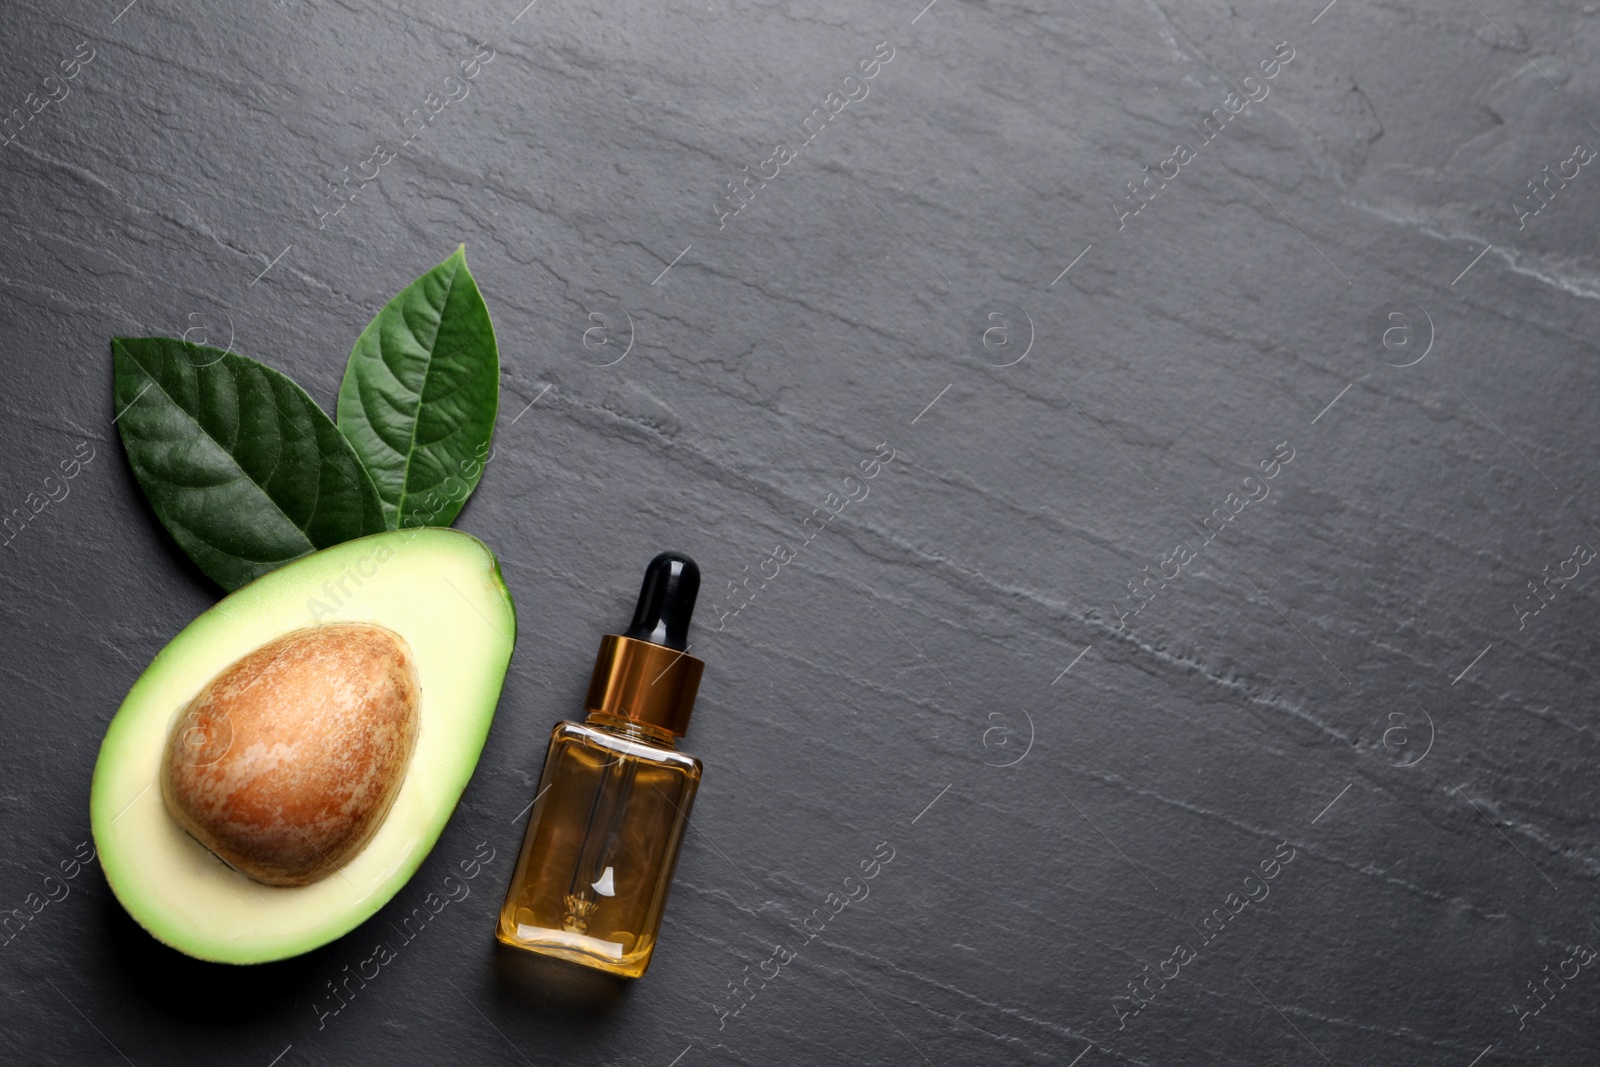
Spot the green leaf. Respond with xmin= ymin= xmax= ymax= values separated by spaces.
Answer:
xmin=336 ymin=246 xmax=500 ymax=530
xmin=112 ymin=337 xmax=388 ymax=592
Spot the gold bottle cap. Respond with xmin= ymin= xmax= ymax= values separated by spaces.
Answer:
xmin=582 ymin=552 xmax=706 ymax=736
xmin=584 ymin=634 xmax=704 ymax=736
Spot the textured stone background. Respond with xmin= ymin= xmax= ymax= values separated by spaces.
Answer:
xmin=3 ymin=0 xmax=1599 ymax=1064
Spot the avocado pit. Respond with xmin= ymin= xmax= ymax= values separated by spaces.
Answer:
xmin=160 ymin=622 xmax=421 ymax=887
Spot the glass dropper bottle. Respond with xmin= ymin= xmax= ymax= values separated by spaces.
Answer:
xmin=496 ymin=553 xmax=707 ymax=978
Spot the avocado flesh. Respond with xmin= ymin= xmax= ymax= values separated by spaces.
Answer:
xmin=90 ymin=528 xmax=515 ymax=964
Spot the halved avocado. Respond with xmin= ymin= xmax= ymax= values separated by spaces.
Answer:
xmin=90 ymin=528 xmax=515 ymax=964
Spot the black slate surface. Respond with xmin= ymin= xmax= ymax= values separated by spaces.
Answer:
xmin=3 ymin=0 xmax=1599 ymax=1064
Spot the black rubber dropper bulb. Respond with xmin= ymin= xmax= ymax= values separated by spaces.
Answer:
xmin=620 ymin=552 xmax=700 ymax=651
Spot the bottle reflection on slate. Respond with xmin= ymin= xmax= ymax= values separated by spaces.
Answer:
xmin=497 ymin=553 xmax=708 ymax=977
